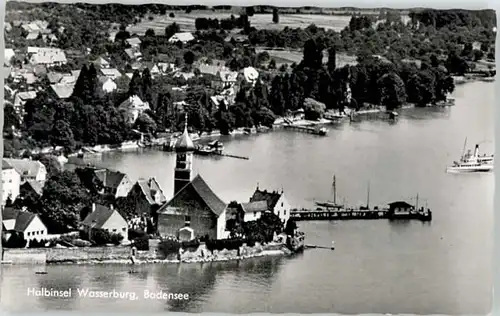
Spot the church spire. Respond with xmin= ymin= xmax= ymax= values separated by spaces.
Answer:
xmin=175 ymin=112 xmax=195 ymax=152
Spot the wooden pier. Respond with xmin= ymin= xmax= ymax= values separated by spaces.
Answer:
xmin=283 ymin=125 xmax=328 ymax=136
xmin=290 ymin=207 xmax=432 ymax=222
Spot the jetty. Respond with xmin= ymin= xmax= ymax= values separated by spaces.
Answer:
xmin=283 ymin=124 xmax=328 ymax=136
xmin=299 ymin=176 xmax=432 ymax=222
xmin=290 ymin=203 xmax=432 ymax=222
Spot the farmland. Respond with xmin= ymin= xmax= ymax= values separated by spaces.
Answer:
xmin=255 ymin=48 xmax=358 ymax=68
xmin=127 ymin=12 xmax=354 ymax=35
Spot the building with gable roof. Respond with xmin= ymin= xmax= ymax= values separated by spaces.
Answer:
xmin=76 ymin=167 xmax=133 ymax=198
xmin=29 ymin=47 xmax=67 ymax=66
xmin=249 ymin=186 xmax=291 ymax=224
xmin=2 ymin=207 xmax=48 ymax=242
xmin=157 ymin=115 xmax=228 ymax=240
xmin=2 ymin=161 xmax=21 ymax=205
xmin=168 ymin=32 xmax=195 ymax=44
xmin=126 ymin=37 xmax=142 ymax=48
xmin=124 ymin=177 xmax=167 ymax=217
xmin=80 ymin=203 xmax=128 ymax=241
xmin=3 ymin=158 xmax=47 ymax=184
xmin=118 ymin=95 xmax=151 ymax=123
xmin=239 ymin=201 xmax=268 ymax=222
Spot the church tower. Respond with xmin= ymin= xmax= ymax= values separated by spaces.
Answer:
xmin=174 ymin=113 xmax=196 ymax=195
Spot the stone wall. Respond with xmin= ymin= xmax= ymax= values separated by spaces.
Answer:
xmin=2 ymin=240 xmax=287 ymax=264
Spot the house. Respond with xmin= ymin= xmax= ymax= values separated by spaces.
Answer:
xmin=14 ymin=91 xmax=37 ymax=118
xmin=99 ymin=77 xmax=117 ymax=93
xmin=76 ymin=167 xmax=133 ymax=198
xmin=2 ymin=161 xmax=21 ymax=205
xmin=26 ymin=32 xmax=40 ymax=40
xmin=168 ymin=32 xmax=195 ymax=44
xmin=125 ymin=48 xmax=142 ymax=61
xmin=71 ymin=70 xmax=81 ymax=81
xmin=2 ymin=207 xmax=48 ymax=242
xmin=4 ymin=22 xmax=12 ymax=32
xmin=173 ymin=71 xmax=195 ymax=81
xmin=4 ymin=48 xmax=15 ymax=66
xmin=239 ymin=201 xmax=268 ymax=222
xmin=125 ymin=178 xmax=167 ymax=217
xmin=3 ymin=158 xmax=47 ymax=183
xmin=21 ymin=72 xmax=37 ymax=84
xmin=212 ymin=70 xmax=238 ymax=90
xmin=242 ymin=67 xmax=259 ymax=86
xmin=224 ymin=34 xmax=249 ymax=43
xmin=100 ymin=68 xmax=122 ymax=80
xmin=50 ymin=84 xmax=74 ymax=99
xmin=19 ymin=179 xmax=44 ymax=198
xmin=387 ymin=201 xmax=413 ymax=216
xmin=198 ymin=63 xmax=227 ymax=76
xmin=94 ymin=57 xmax=111 ymax=69
xmin=126 ymin=37 xmax=142 ymax=48
xmin=80 ymin=204 xmax=128 ymax=241
xmin=108 ymin=31 xmax=117 ymax=42
xmin=118 ymin=95 xmax=151 ymax=123
xmin=249 ymin=187 xmax=291 ymax=224
xmin=59 ymin=73 xmax=77 ymax=85
xmin=157 ymin=175 xmax=228 ymax=240
xmin=29 ymin=47 xmax=67 ymax=66
xmin=47 ymin=71 xmax=64 ymax=84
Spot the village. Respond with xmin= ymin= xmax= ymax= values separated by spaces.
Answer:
xmin=1 ymin=3 xmax=496 ymax=264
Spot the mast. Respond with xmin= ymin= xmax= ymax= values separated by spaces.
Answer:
xmin=416 ymin=193 xmax=419 ymax=211
xmin=366 ymin=181 xmax=370 ymax=209
xmin=461 ymin=137 xmax=468 ymax=159
xmin=332 ymin=175 xmax=337 ymax=205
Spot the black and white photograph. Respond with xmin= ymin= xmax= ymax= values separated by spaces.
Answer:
xmin=0 ymin=0 xmax=496 ymax=313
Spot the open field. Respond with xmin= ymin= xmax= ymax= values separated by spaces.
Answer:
xmin=255 ymin=48 xmax=358 ymax=67
xmin=127 ymin=12 xmax=353 ymax=35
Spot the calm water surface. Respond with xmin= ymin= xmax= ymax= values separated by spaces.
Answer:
xmin=0 ymin=81 xmax=494 ymax=314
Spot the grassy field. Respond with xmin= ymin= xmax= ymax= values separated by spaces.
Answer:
xmin=127 ymin=12 xmax=353 ymax=35
xmin=255 ymin=48 xmax=358 ymax=67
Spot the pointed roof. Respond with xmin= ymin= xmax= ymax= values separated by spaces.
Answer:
xmin=2 ymin=207 xmax=40 ymax=233
xmin=159 ymin=174 xmax=227 ymax=216
xmin=250 ymin=188 xmax=283 ymax=211
xmin=81 ymin=204 xmax=121 ymax=229
xmin=175 ymin=113 xmax=195 ymax=152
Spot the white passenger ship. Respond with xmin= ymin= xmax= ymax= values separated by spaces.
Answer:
xmin=446 ymin=139 xmax=494 ymax=173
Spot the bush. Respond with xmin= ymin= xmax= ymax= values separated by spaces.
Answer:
xmin=128 ymin=229 xmax=147 ymax=240
xmin=91 ymin=228 xmax=124 ymax=246
xmin=205 ymin=238 xmax=244 ymax=252
xmin=28 ymin=238 xmax=47 ymax=248
xmin=158 ymin=238 xmax=181 ymax=257
xmin=4 ymin=232 xmax=27 ymax=248
xmin=133 ymin=234 xmax=150 ymax=251
xmin=181 ymin=239 xmax=200 ymax=250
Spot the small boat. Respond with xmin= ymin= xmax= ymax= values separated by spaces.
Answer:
xmin=316 ymin=127 xmax=328 ymax=136
xmin=446 ymin=138 xmax=494 ymax=173
xmin=387 ymin=111 xmax=398 ymax=120
xmin=195 ymin=140 xmax=224 ymax=156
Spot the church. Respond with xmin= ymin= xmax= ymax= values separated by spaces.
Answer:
xmin=156 ymin=116 xmax=228 ymax=240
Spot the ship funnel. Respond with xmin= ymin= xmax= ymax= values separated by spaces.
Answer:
xmin=474 ymin=144 xmax=479 ymax=157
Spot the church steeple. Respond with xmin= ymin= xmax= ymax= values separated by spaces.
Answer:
xmin=174 ymin=113 xmax=195 ymax=195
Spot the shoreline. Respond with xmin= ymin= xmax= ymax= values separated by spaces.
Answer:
xmin=1 ymin=248 xmax=292 ymax=266
xmin=40 ymin=77 xmax=493 ymax=160
xmin=44 ymin=249 xmax=290 ymax=265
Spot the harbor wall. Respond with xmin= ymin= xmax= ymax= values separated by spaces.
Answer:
xmin=2 ymin=241 xmax=289 ymax=264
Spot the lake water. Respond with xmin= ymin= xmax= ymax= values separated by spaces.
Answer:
xmin=0 ymin=81 xmax=494 ymax=314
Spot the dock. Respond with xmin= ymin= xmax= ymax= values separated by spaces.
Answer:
xmin=217 ymin=153 xmax=249 ymax=160
xmin=290 ymin=207 xmax=432 ymax=222
xmin=283 ymin=125 xmax=328 ymax=136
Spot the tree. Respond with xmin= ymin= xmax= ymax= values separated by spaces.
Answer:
xmin=246 ymin=7 xmax=255 ymax=17
xmin=183 ymin=50 xmax=195 ymax=66
xmin=165 ymin=23 xmax=180 ymax=40
xmin=128 ymin=70 xmax=142 ymax=97
xmin=145 ymin=28 xmax=155 ymax=37
xmin=377 ymin=73 xmax=407 ymax=110
xmin=303 ymin=98 xmax=326 ymax=120
xmin=169 ymin=12 xmax=175 ymax=18
xmin=38 ymin=171 xmax=92 ymax=233
xmin=327 ymin=46 xmax=337 ymax=72
xmin=272 ymin=8 xmax=279 ymax=24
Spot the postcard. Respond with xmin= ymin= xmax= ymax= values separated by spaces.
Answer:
xmin=0 ymin=0 xmax=496 ymax=314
